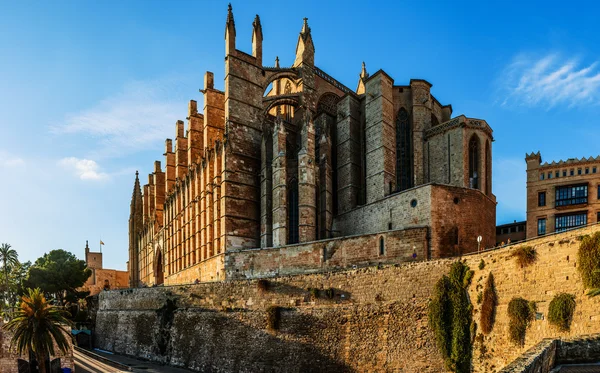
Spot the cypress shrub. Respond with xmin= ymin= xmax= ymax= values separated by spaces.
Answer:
xmin=479 ymin=273 xmax=497 ymax=335
xmin=428 ymin=261 xmax=474 ymax=373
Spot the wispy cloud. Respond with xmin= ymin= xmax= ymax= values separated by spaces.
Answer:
xmin=59 ymin=157 xmax=109 ymax=181
xmin=52 ymin=75 xmax=193 ymax=158
xmin=499 ymin=53 xmax=600 ymax=108
xmin=1 ymin=157 xmax=25 ymax=167
xmin=0 ymin=151 xmax=25 ymax=168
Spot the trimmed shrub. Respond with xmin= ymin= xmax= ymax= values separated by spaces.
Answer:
xmin=308 ymin=287 xmax=319 ymax=299
xmin=512 ymin=246 xmax=537 ymax=267
xmin=578 ymin=232 xmax=600 ymax=290
xmin=507 ymin=297 xmax=535 ymax=346
xmin=428 ymin=261 xmax=474 ymax=373
xmin=548 ymin=293 xmax=576 ymax=331
xmin=480 ymin=273 xmax=497 ymax=335
xmin=266 ymin=305 xmax=281 ymax=331
xmin=478 ymin=259 xmax=485 ymax=270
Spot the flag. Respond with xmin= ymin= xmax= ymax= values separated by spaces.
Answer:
xmin=100 ymin=240 xmax=105 ymax=245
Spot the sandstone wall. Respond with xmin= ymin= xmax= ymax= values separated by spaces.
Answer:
xmin=95 ymin=225 xmax=600 ymax=373
xmin=224 ymin=227 xmax=428 ymax=280
xmin=82 ymin=268 xmax=129 ymax=296
xmin=164 ymin=254 xmax=224 ymax=285
xmin=333 ymin=183 xmax=496 ymax=258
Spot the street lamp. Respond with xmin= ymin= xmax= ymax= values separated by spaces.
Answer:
xmin=477 ymin=235 xmax=482 ymax=253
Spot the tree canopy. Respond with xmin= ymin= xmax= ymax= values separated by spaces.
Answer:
xmin=26 ymin=249 xmax=91 ymax=305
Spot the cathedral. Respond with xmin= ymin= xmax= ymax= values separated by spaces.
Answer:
xmin=128 ymin=5 xmax=496 ymax=287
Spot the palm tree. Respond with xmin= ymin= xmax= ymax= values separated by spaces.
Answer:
xmin=0 ymin=243 xmax=19 ymax=306
xmin=3 ymin=288 xmax=72 ymax=373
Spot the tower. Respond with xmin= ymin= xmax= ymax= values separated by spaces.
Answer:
xmin=128 ymin=171 xmax=143 ymax=287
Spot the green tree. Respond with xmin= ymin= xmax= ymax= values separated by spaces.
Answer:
xmin=0 ymin=243 xmax=19 ymax=307
xmin=3 ymin=288 xmax=72 ymax=373
xmin=10 ymin=261 xmax=31 ymax=306
xmin=26 ymin=250 xmax=91 ymax=305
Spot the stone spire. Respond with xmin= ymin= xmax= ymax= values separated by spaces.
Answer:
xmin=294 ymin=17 xmax=314 ymax=67
xmin=356 ymin=62 xmax=369 ymax=94
xmin=252 ymin=14 xmax=263 ymax=64
xmin=360 ymin=62 xmax=369 ymax=79
xmin=128 ymin=170 xmax=143 ymax=287
xmin=275 ymin=56 xmax=280 ymax=68
xmin=225 ymin=3 xmax=236 ymax=55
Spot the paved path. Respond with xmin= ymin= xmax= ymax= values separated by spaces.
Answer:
xmin=74 ymin=349 xmax=128 ymax=373
xmin=74 ymin=348 xmax=193 ymax=373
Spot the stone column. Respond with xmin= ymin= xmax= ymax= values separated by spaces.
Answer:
xmin=298 ymin=111 xmax=317 ymax=243
xmin=318 ymin=118 xmax=333 ymax=238
xmin=272 ymin=119 xmax=287 ymax=246
xmin=261 ymin=125 xmax=273 ymax=247
xmin=199 ymin=163 xmax=207 ymax=261
xmin=365 ymin=71 xmax=395 ymax=203
xmin=213 ymin=142 xmax=222 ymax=254
xmin=336 ymin=95 xmax=362 ymax=212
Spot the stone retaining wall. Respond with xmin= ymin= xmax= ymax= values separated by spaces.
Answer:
xmin=96 ymin=225 xmax=600 ymax=372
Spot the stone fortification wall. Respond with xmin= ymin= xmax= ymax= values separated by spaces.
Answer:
xmin=82 ymin=268 xmax=129 ymax=296
xmin=333 ymin=184 xmax=432 ymax=235
xmin=95 ymin=225 xmax=600 ymax=372
xmin=225 ymin=227 xmax=428 ymax=280
xmin=164 ymin=254 xmax=224 ymax=285
xmin=333 ymin=183 xmax=496 ymax=257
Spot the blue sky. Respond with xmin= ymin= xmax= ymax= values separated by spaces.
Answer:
xmin=2 ymin=0 xmax=600 ymax=270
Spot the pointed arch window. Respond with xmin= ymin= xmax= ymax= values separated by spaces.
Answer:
xmin=284 ymin=81 xmax=293 ymax=122
xmin=469 ymin=135 xmax=480 ymax=189
xmin=485 ymin=140 xmax=491 ymax=195
xmin=396 ymin=108 xmax=412 ymax=191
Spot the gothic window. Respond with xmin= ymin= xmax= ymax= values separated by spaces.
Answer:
xmin=317 ymin=93 xmax=339 ymax=117
xmin=396 ymin=108 xmax=412 ymax=191
xmin=485 ymin=140 xmax=491 ymax=195
xmin=431 ymin=113 xmax=439 ymax=126
xmin=288 ymin=177 xmax=299 ymax=244
xmin=379 ymin=237 xmax=385 ymax=256
xmin=469 ymin=135 xmax=480 ymax=190
xmin=284 ymin=81 xmax=293 ymax=122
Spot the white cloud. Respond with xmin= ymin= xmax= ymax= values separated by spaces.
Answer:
xmin=52 ymin=75 xmax=193 ymax=158
xmin=59 ymin=157 xmax=109 ymax=181
xmin=0 ymin=150 xmax=26 ymax=168
xmin=499 ymin=53 xmax=600 ymax=108
xmin=1 ymin=157 xmax=25 ymax=167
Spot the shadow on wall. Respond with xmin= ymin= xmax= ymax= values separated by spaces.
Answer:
xmin=263 ymin=281 xmax=353 ymax=302
xmin=95 ymin=306 xmax=354 ymax=373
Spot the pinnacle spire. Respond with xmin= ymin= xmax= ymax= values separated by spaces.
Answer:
xmin=301 ymin=17 xmax=310 ymax=36
xmin=360 ymin=61 xmax=369 ymax=79
xmin=253 ymin=14 xmax=261 ymax=29
xmin=227 ymin=3 xmax=234 ymax=25
xmin=225 ymin=3 xmax=236 ymax=38
xmin=275 ymin=56 xmax=280 ymax=68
